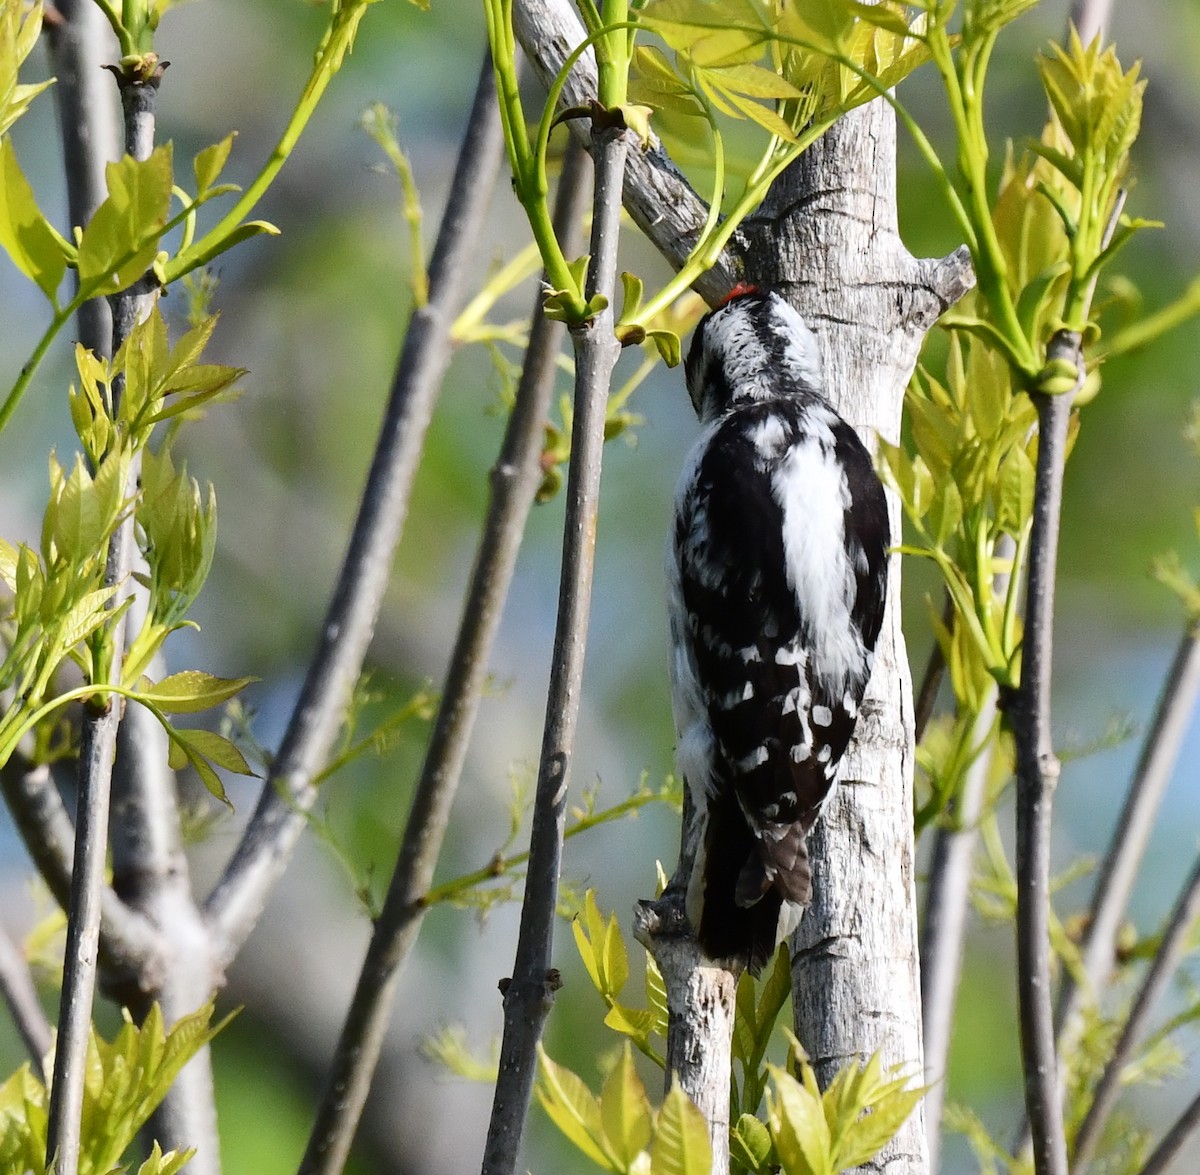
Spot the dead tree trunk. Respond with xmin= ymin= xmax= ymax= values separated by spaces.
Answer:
xmin=738 ymin=99 xmax=973 ymax=1175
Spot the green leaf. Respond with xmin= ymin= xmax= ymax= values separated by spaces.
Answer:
xmin=768 ymin=1064 xmax=832 ymax=1175
xmin=137 ymin=1141 xmax=196 ymax=1175
xmin=620 ymin=271 xmax=645 ymax=321
xmin=647 ymin=329 xmax=682 ymax=367
xmin=177 ymin=728 xmax=254 ymax=775
xmin=0 ymin=536 xmax=17 ymax=589
xmin=651 ymin=1079 xmax=712 ymax=1175
xmin=57 ymin=585 xmax=120 ymax=653
xmin=843 ymin=1 xmax=912 ymax=36
xmin=907 ymin=393 xmax=957 ymax=481
xmin=138 ymin=670 xmax=257 ymax=714
xmin=193 ymin=133 xmax=237 ymax=197
xmin=927 ymin=479 xmax=963 ymax=551
xmin=601 ymin=1044 xmax=653 ymax=1167
xmin=0 ymin=137 xmax=69 ymax=298
xmin=994 ymin=444 xmax=1035 ymax=535
xmin=731 ymin=1113 xmax=774 ymax=1174
xmin=718 ymin=85 xmax=800 ymax=141
xmin=166 ymin=726 xmax=255 ymax=802
xmin=78 ymin=144 xmax=174 ymax=291
xmin=0 ymin=0 xmax=55 ymax=139
xmin=604 ymin=1002 xmax=661 ymax=1042
xmin=536 ymin=1046 xmax=617 ymax=1170
xmin=714 ymin=62 xmax=804 ymax=100
xmin=645 ymin=954 xmax=669 ymax=1038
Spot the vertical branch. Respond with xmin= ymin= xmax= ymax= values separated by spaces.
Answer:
xmin=480 ymin=122 xmax=628 ymax=1175
xmin=920 ymin=689 xmax=997 ymax=1170
xmin=295 ymin=138 xmax=591 ymax=1175
xmin=203 ymin=53 xmax=505 ymax=967
xmin=0 ymin=919 xmax=52 ymax=1063
xmin=45 ymin=67 xmax=162 ymax=1175
xmin=1011 ymin=361 xmax=1075 ymax=1175
xmin=46 ymin=0 xmax=119 ymax=357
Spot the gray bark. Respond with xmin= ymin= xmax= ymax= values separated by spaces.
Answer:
xmin=739 ymin=100 xmax=973 ymax=1175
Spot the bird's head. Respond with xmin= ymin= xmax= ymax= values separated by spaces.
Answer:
xmin=684 ymin=285 xmax=824 ymax=423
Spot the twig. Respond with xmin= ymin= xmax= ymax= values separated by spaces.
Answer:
xmin=1072 ymin=850 xmax=1200 ymax=1171
xmin=203 ymin=53 xmax=506 ymax=969
xmin=480 ymin=122 xmax=628 ymax=1175
xmin=1138 ymin=1087 xmax=1200 ymax=1175
xmin=44 ymin=70 xmax=161 ymax=1175
xmin=1011 ymin=353 xmax=1075 ymax=1175
xmin=295 ymin=137 xmax=591 ymax=1175
xmin=1055 ymin=630 xmax=1200 ymax=1036
xmin=921 ymin=688 xmax=997 ymax=1172
xmin=45 ymin=0 xmax=119 ymax=358
xmin=510 ymin=0 xmax=735 ymax=305
xmin=0 ymin=918 xmax=52 ymax=1064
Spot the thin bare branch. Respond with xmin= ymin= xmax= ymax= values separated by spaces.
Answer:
xmin=45 ymin=74 xmax=160 ymax=1175
xmin=0 ymin=917 xmax=52 ymax=1064
xmin=914 ymin=593 xmax=954 ymax=744
xmin=1011 ymin=367 xmax=1075 ymax=1175
xmin=1072 ymin=851 xmax=1200 ymax=1171
xmin=203 ymin=53 xmax=506 ymax=970
xmin=46 ymin=0 xmax=119 ymax=357
xmin=921 ymin=689 xmax=997 ymax=1172
xmin=480 ymin=123 xmax=628 ymax=1175
xmin=295 ymin=138 xmax=592 ymax=1175
xmin=1056 ymin=630 xmax=1200 ymax=1035
xmin=1138 ymin=1087 xmax=1200 ymax=1175
xmin=511 ymin=0 xmax=735 ymax=305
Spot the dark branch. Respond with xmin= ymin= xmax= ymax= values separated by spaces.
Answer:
xmin=295 ymin=137 xmax=592 ymax=1175
xmin=203 ymin=54 xmax=506 ymax=969
xmin=45 ymin=72 xmax=160 ymax=1175
xmin=0 ymin=917 xmax=52 ymax=1063
xmin=1012 ymin=365 xmax=1075 ymax=1175
xmin=480 ymin=122 xmax=628 ymax=1175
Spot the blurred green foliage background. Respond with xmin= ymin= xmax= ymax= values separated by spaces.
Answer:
xmin=0 ymin=1 xmax=1198 ymax=1172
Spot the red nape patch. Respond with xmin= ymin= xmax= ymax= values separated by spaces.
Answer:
xmin=716 ymin=281 xmax=760 ymax=307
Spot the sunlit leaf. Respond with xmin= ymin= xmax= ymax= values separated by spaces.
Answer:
xmin=651 ymin=1080 xmax=712 ymax=1175
xmin=601 ymin=1044 xmax=653 ymax=1167
xmin=193 ymin=133 xmax=237 ymax=197
xmin=78 ymin=145 xmax=174 ymax=291
xmin=536 ymin=1046 xmax=616 ymax=1170
xmin=0 ymin=137 xmax=69 ymax=298
xmin=138 ymin=670 xmax=257 ymax=714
